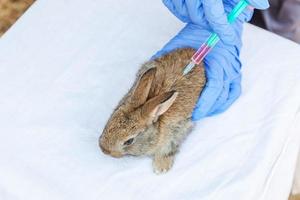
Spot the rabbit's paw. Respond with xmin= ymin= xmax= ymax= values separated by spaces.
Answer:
xmin=152 ymin=155 xmax=174 ymax=174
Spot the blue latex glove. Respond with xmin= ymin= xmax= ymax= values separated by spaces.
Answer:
xmin=244 ymin=0 xmax=269 ymax=9
xmin=153 ymin=0 xmax=269 ymax=120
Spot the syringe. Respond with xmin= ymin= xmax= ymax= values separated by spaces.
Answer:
xmin=183 ymin=0 xmax=249 ymax=75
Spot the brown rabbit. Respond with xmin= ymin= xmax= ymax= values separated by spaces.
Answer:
xmin=99 ymin=48 xmax=206 ymax=174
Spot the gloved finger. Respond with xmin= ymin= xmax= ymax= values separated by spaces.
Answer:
xmin=213 ymin=45 xmax=242 ymax=77
xmin=185 ymin=0 xmax=203 ymax=24
xmin=171 ymin=0 xmax=189 ymax=18
xmin=203 ymin=47 xmax=238 ymax=115
xmin=206 ymin=52 xmax=241 ymax=115
xmin=240 ymin=6 xmax=254 ymax=22
xmin=206 ymin=79 xmax=230 ymax=115
xmin=246 ymin=0 xmax=269 ymax=9
xmin=202 ymin=0 xmax=236 ymax=44
xmin=192 ymin=56 xmax=224 ymax=121
xmin=210 ymin=76 xmax=242 ymax=115
xmin=162 ymin=0 xmax=189 ymax=22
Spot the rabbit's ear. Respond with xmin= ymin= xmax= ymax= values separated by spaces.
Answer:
xmin=142 ymin=91 xmax=178 ymax=123
xmin=131 ymin=68 xmax=156 ymax=108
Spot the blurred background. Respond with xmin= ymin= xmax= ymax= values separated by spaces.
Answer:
xmin=250 ymin=0 xmax=300 ymax=44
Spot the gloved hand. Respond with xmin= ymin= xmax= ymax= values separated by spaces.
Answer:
xmin=240 ymin=0 xmax=269 ymax=9
xmin=153 ymin=0 xmax=269 ymax=120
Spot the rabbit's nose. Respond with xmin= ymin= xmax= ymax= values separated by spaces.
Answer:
xmin=99 ymin=141 xmax=111 ymax=155
xmin=101 ymin=146 xmax=111 ymax=155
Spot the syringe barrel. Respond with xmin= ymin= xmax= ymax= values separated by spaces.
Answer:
xmin=192 ymin=33 xmax=220 ymax=64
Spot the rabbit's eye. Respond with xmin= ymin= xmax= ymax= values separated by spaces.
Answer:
xmin=123 ymin=138 xmax=134 ymax=146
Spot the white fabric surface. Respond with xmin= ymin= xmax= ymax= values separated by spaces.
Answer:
xmin=0 ymin=0 xmax=300 ymax=200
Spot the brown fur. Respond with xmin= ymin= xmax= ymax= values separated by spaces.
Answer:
xmin=0 ymin=0 xmax=35 ymax=36
xmin=99 ymin=48 xmax=206 ymax=174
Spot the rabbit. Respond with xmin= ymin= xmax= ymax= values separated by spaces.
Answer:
xmin=99 ymin=48 xmax=206 ymax=174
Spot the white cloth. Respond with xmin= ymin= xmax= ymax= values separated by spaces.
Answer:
xmin=0 ymin=0 xmax=300 ymax=200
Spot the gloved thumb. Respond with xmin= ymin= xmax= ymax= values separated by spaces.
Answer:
xmin=202 ymin=0 xmax=237 ymax=45
xmin=246 ymin=0 xmax=269 ymax=10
